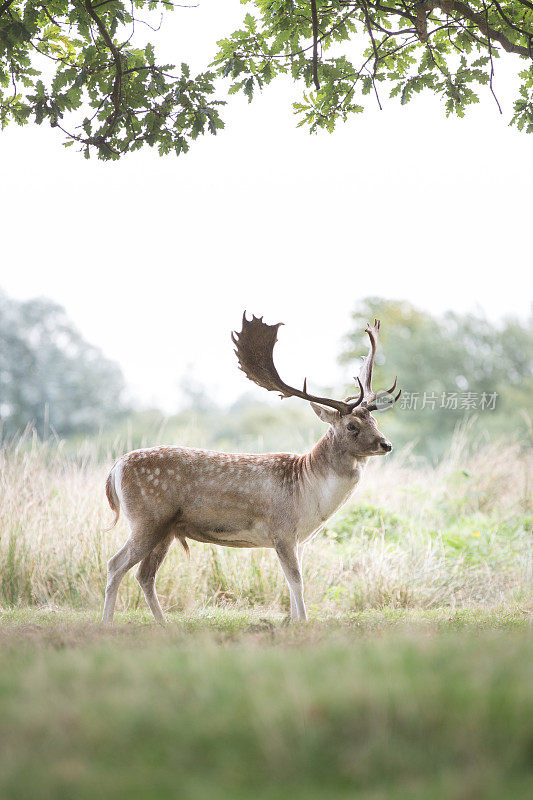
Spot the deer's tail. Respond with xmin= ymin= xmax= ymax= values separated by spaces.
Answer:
xmin=104 ymin=465 xmax=121 ymax=531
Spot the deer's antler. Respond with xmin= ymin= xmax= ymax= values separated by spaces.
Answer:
xmin=345 ymin=319 xmax=401 ymax=411
xmin=232 ymin=313 xmax=363 ymax=415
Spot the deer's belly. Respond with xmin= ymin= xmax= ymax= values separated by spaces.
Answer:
xmin=184 ymin=523 xmax=272 ymax=549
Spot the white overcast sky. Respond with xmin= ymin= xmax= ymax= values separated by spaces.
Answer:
xmin=1 ymin=0 xmax=532 ymax=411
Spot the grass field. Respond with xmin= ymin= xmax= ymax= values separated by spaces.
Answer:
xmin=1 ymin=432 xmax=531 ymax=614
xmin=0 ymin=433 xmax=532 ymax=798
xmin=1 ymin=609 xmax=532 ymax=799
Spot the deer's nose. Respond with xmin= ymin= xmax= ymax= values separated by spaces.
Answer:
xmin=380 ymin=441 xmax=392 ymax=452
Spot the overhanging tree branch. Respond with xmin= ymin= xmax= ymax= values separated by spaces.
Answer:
xmin=4 ymin=0 xmax=533 ymax=157
xmin=427 ymin=0 xmax=531 ymax=56
xmin=310 ymin=0 xmax=321 ymax=89
xmin=84 ymin=0 xmax=124 ymax=137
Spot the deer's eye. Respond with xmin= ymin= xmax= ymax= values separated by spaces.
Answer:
xmin=347 ymin=423 xmax=358 ymax=433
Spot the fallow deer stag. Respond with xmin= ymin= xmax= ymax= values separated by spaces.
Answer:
xmin=102 ymin=314 xmax=401 ymax=623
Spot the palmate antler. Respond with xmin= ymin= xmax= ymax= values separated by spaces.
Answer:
xmin=232 ymin=313 xmax=401 ymax=415
xmin=345 ymin=319 xmax=401 ymax=411
xmin=232 ymin=313 xmax=362 ymax=415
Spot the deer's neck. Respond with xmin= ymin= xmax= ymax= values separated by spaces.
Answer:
xmin=305 ymin=429 xmax=367 ymax=479
xmin=295 ymin=430 xmax=367 ymax=533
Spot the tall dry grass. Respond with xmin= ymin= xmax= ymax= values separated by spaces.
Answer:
xmin=0 ymin=429 xmax=531 ymax=614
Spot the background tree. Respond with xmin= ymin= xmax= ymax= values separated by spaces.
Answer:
xmin=0 ymin=290 xmax=126 ymax=437
xmin=341 ymin=297 xmax=533 ymax=458
xmin=3 ymin=1 xmax=533 ymax=161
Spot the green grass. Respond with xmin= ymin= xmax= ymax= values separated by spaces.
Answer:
xmin=0 ymin=609 xmax=532 ymax=800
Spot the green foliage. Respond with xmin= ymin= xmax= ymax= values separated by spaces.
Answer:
xmin=0 ymin=290 xmax=126 ymax=437
xmin=512 ymin=65 xmax=533 ymax=132
xmin=326 ymin=503 xmax=406 ymax=542
xmin=0 ymin=1 xmax=224 ymax=159
xmin=2 ymin=2 xmax=533 ymax=157
xmin=214 ymin=1 xmax=533 ymax=135
xmin=327 ymin=500 xmax=531 ymax=573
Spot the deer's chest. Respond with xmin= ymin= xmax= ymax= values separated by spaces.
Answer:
xmin=295 ymin=470 xmax=361 ymax=542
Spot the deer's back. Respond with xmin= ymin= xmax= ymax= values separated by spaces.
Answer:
xmin=115 ymin=445 xmax=300 ymax=547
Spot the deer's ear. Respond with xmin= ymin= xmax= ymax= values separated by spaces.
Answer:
xmin=310 ymin=402 xmax=339 ymax=425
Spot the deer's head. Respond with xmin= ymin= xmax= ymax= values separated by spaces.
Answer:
xmin=308 ymin=403 xmax=393 ymax=457
xmin=232 ymin=314 xmax=401 ymax=459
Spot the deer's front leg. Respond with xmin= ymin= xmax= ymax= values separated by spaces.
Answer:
xmin=288 ymin=544 xmax=306 ymax=619
xmin=275 ymin=541 xmax=307 ymax=622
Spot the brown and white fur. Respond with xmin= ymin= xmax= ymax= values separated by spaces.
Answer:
xmin=102 ymin=403 xmax=392 ymax=624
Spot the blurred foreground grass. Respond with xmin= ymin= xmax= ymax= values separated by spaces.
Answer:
xmin=0 ymin=608 xmax=532 ymax=800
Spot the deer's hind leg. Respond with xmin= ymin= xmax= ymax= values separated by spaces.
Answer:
xmin=101 ymin=525 xmax=163 ymax=624
xmin=135 ymin=533 xmax=175 ymax=624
